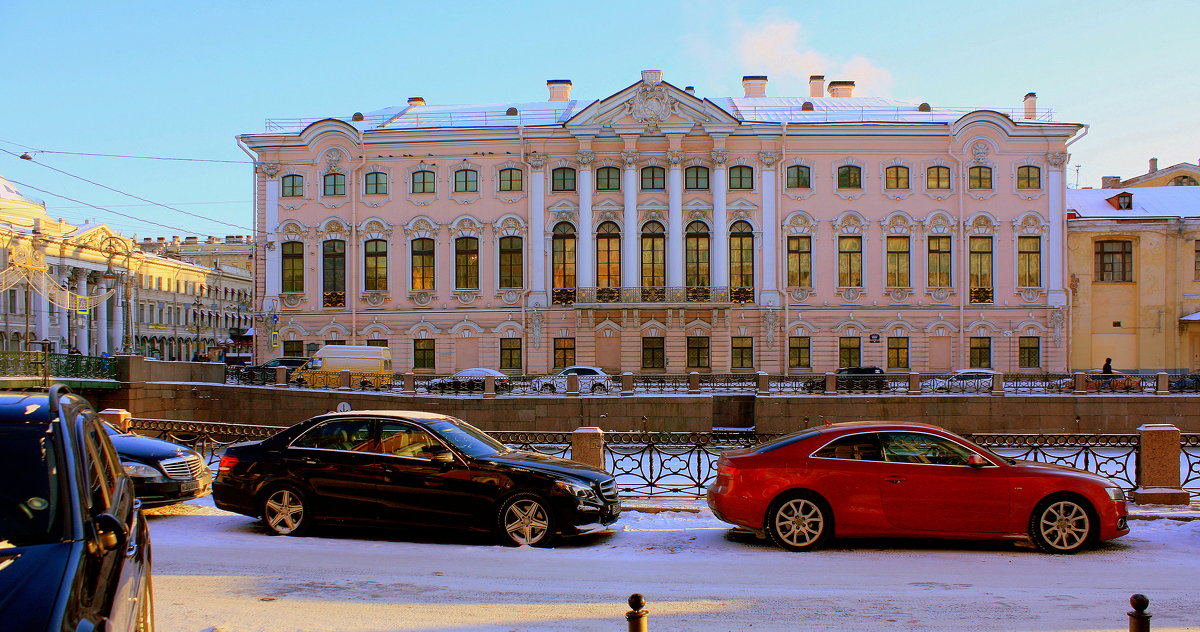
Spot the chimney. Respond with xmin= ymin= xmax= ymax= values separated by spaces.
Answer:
xmin=1149 ymin=157 xmax=1159 ymax=173
xmin=1101 ymin=176 xmax=1121 ymax=189
xmin=546 ymin=79 xmax=573 ymax=102
xmin=1023 ymin=92 xmax=1037 ymax=119
xmin=809 ymin=75 xmax=825 ymax=98
xmin=828 ymin=81 xmax=855 ymax=98
xmin=407 ymin=96 xmax=425 ymax=106
xmin=684 ymin=86 xmax=695 ymax=95
xmin=742 ymin=75 xmax=768 ymax=98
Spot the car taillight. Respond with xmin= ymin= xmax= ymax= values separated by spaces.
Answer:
xmin=217 ymin=454 xmax=240 ymax=472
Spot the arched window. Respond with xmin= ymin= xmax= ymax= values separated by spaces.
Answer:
xmin=281 ymin=174 xmax=304 ymax=197
xmin=729 ymin=221 xmax=754 ymax=288
xmin=551 ymin=167 xmax=576 ymax=192
xmin=837 ymin=165 xmax=862 ymax=189
xmin=885 ymin=166 xmax=909 ymax=190
xmin=499 ymin=168 xmax=523 ymax=191
xmin=641 ymin=221 xmax=665 ymax=289
xmin=1170 ymin=175 xmax=1199 ymax=186
xmin=281 ymin=241 xmax=303 ymax=293
xmin=498 ymin=236 xmax=522 ymax=289
xmin=968 ymin=166 xmax=993 ymax=189
xmin=364 ymin=239 xmax=387 ymax=291
xmin=323 ymin=173 xmax=346 ymax=196
xmin=685 ymin=221 xmax=710 ymax=288
xmin=685 ymin=166 xmax=709 ymax=190
xmin=322 ymin=240 xmax=346 ymax=306
xmin=412 ymin=170 xmax=435 ymax=194
xmin=596 ymin=222 xmax=621 ymax=289
xmin=1017 ymin=166 xmax=1041 ymax=189
xmin=729 ymin=165 xmax=754 ymax=190
xmin=641 ymin=166 xmax=665 ymax=190
xmin=926 ymin=166 xmax=951 ymax=190
xmin=786 ymin=165 xmax=810 ymax=189
xmin=411 ymin=238 xmax=434 ymax=290
xmin=455 ymin=237 xmax=479 ymax=289
xmin=552 ymin=223 xmax=576 ymax=289
xmin=364 ymin=172 xmax=387 ymax=195
xmin=454 ymin=169 xmax=478 ymax=193
xmin=596 ymin=166 xmax=621 ymax=191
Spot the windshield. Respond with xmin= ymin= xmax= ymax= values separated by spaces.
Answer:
xmin=422 ymin=418 xmax=509 ymax=458
xmin=0 ymin=426 xmax=65 ymax=546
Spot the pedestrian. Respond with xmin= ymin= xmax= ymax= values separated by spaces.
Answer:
xmin=1102 ymin=358 xmax=1113 ymax=374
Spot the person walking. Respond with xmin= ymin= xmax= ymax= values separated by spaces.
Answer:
xmin=1102 ymin=358 xmax=1113 ymax=374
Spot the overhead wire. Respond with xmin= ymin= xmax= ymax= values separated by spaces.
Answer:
xmin=0 ymin=138 xmax=256 ymax=164
xmin=6 ymin=179 xmax=225 ymax=238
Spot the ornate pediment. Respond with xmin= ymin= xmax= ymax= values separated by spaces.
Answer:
xmin=565 ymin=72 xmax=740 ymax=130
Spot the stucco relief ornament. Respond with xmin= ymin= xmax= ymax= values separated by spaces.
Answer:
xmin=930 ymin=288 xmax=951 ymax=302
xmin=789 ymin=288 xmax=812 ymax=302
xmin=529 ymin=311 xmax=544 ymax=348
xmin=324 ymin=149 xmax=344 ymax=174
xmin=501 ymin=290 xmax=521 ymax=305
xmin=971 ymin=141 xmax=990 ymax=165
xmin=687 ymin=209 xmax=709 ymax=222
xmin=666 ymin=150 xmax=684 ymax=165
xmin=257 ymin=162 xmax=281 ymax=178
xmin=1046 ymin=152 xmax=1069 ymax=168
xmin=362 ymin=293 xmax=388 ymax=307
xmin=839 ymin=288 xmax=862 ymax=301
xmin=888 ymin=288 xmax=912 ymax=302
xmin=621 ymin=150 xmax=640 ymax=167
xmin=759 ymin=151 xmax=780 ymax=167
xmin=526 ymin=153 xmax=546 ymax=169
xmin=597 ymin=210 xmax=620 ymax=222
xmin=454 ymin=291 xmax=478 ymax=305
xmin=763 ymin=309 xmax=779 ymax=347
xmin=627 ymin=80 xmax=677 ymax=123
xmin=1051 ymin=309 xmax=1066 ymax=347
xmin=576 ymin=150 xmax=595 ymax=165
xmin=411 ymin=291 xmax=432 ymax=307
xmin=281 ymin=294 xmax=303 ymax=308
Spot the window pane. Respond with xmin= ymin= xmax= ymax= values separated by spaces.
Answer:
xmin=729 ymin=222 xmax=754 ymax=288
xmin=787 ymin=236 xmax=812 ymax=288
xmin=553 ymin=338 xmax=575 ymax=369
xmin=969 ymin=237 xmax=993 ymax=288
xmin=411 ymin=238 xmax=435 ymax=290
xmin=454 ymin=170 xmax=478 ymax=193
xmin=886 ymin=236 xmax=910 ymax=287
xmin=364 ymin=239 xmax=387 ymax=291
xmin=732 ymin=336 xmax=753 ymax=369
xmin=499 ymin=338 xmax=522 ymax=370
xmin=969 ymin=166 xmax=992 ymax=189
xmin=499 ymin=168 xmax=523 ymax=191
xmin=885 ymin=166 xmax=909 ymax=189
xmin=365 ymin=172 xmax=387 ymax=195
xmin=641 ymin=222 xmax=665 ymax=288
xmin=685 ymin=166 xmax=709 ymax=190
xmin=413 ymin=339 xmax=434 ymax=369
xmin=596 ymin=223 xmax=621 ymax=288
xmin=786 ymin=165 xmax=811 ymax=189
xmin=641 ymin=337 xmax=665 ymax=369
xmin=887 ymin=337 xmax=909 ymax=369
xmin=788 ymin=336 xmax=811 ymax=368
xmin=928 ymin=236 xmax=951 ymax=287
xmin=1095 ymin=240 xmax=1133 ymax=282
xmin=1017 ymin=166 xmax=1041 ymax=189
xmin=926 ymin=166 xmax=950 ymax=190
xmin=838 ymin=166 xmax=861 ymax=189
xmin=322 ymin=240 xmax=345 ymax=293
xmin=412 ymin=170 xmax=435 ymax=194
xmin=641 ymin=166 xmax=665 ymax=190
xmin=729 ymin=166 xmax=753 ymax=190
xmin=552 ymin=168 xmax=576 ymax=191
xmin=282 ymin=241 xmax=304 ymax=293
xmin=552 ymin=223 xmax=576 ymax=289
xmin=499 ymin=236 xmax=523 ymax=289
xmin=969 ymin=337 xmax=991 ymax=368
xmin=455 ymin=237 xmax=479 ymax=289
xmin=838 ymin=337 xmax=860 ymax=368
xmin=838 ymin=236 xmax=862 ymax=287
xmin=596 ymin=166 xmax=621 ymax=191
xmin=1019 ymin=336 xmax=1040 ymax=368
xmin=282 ymin=175 xmax=304 ymax=197
xmin=323 ymin=173 xmax=345 ymax=196
xmin=685 ymin=222 xmax=710 ymax=288
xmin=1017 ymin=236 xmax=1041 ymax=287
xmin=687 ymin=336 xmax=710 ymax=368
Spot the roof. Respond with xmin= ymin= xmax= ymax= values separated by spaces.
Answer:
xmin=1067 ymin=186 xmax=1200 ymax=219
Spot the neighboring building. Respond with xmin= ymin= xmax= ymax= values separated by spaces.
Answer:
xmin=241 ymin=72 xmax=1083 ymax=374
xmin=1066 ymin=186 xmax=1200 ymax=372
xmin=1101 ymin=158 xmax=1200 ymax=189
xmin=135 ymin=234 xmax=255 ymax=273
xmin=0 ymin=176 xmax=253 ymax=360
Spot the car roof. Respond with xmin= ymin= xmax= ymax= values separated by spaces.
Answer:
xmin=317 ymin=410 xmax=459 ymax=422
xmin=818 ymin=421 xmax=948 ymax=433
xmin=0 ymin=393 xmax=55 ymax=424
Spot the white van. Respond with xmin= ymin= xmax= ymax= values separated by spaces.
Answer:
xmin=292 ymin=345 xmax=393 ymax=388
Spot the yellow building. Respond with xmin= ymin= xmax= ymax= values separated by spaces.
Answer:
xmin=1101 ymin=158 xmax=1200 ymax=188
xmin=1066 ymin=186 xmax=1200 ymax=372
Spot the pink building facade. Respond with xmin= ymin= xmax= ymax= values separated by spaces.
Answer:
xmin=241 ymin=71 xmax=1082 ymax=375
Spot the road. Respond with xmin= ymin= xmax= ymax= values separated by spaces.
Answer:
xmin=146 ymin=500 xmax=1199 ymax=632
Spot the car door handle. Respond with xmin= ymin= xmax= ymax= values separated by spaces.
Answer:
xmin=303 ymin=457 xmax=319 ymax=465
xmin=885 ymin=476 xmax=906 ymax=484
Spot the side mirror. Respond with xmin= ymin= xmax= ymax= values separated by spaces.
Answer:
xmin=432 ymin=451 xmax=454 ymax=464
xmin=93 ymin=512 xmax=128 ymax=553
xmin=966 ymin=454 xmax=988 ymax=468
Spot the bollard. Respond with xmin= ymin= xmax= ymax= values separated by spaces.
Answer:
xmin=273 ymin=366 xmax=289 ymax=387
xmin=621 ymin=371 xmax=634 ymax=396
xmin=688 ymin=371 xmax=701 ymax=394
xmin=1133 ymin=424 xmax=1190 ymax=504
xmin=338 ymin=369 xmax=352 ymax=390
xmin=567 ymin=373 xmax=580 ymax=396
xmin=484 ymin=375 xmax=496 ymax=398
xmin=824 ymin=372 xmax=837 ymax=395
xmin=756 ymin=371 xmax=770 ymax=396
xmin=1155 ymin=372 xmax=1169 ymax=395
xmin=98 ymin=408 xmax=132 ymax=433
xmin=1128 ymin=594 xmax=1151 ymax=632
xmin=626 ymin=593 xmax=648 ymax=632
xmin=1073 ymin=371 xmax=1087 ymax=394
xmin=402 ymin=372 xmax=416 ymax=394
xmin=571 ymin=427 xmax=605 ymax=471
xmin=990 ymin=372 xmax=1005 ymax=396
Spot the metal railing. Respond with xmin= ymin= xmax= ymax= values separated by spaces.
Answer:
xmin=0 ymin=350 xmax=117 ymax=381
xmin=970 ymin=433 xmax=1140 ymax=492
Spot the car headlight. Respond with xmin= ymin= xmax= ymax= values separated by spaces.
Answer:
xmin=1105 ymin=486 xmax=1126 ymax=501
xmin=122 ymin=461 xmax=165 ymax=480
xmin=556 ymin=480 xmax=599 ymax=502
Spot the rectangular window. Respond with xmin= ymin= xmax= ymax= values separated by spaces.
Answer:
xmin=786 ymin=236 xmax=812 ymax=288
xmin=687 ymin=336 xmax=710 ymax=368
xmin=455 ymin=237 xmax=480 ymax=290
xmin=886 ymin=236 xmax=910 ymax=287
xmin=500 ymin=338 xmax=522 ymax=371
xmin=282 ymin=241 xmax=304 ymax=293
xmin=412 ymin=171 xmax=435 ymax=194
xmin=837 ymin=166 xmax=862 ymax=189
xmin=364 ymin=172 xmax=387 ymax=195
xmin=323 ymin=173 xmax=345 ymax=196
xmin=928 ymin=236 xmax=951 ymax=287
xmin=411 ymin=238 xmax=435 ymax=290
xmin=281 ymin=175 xmax=304 ymax=197
xmin=553 ymin=338 xmax=575 ymax=370
xmin=926 ymin=166 xmax=950 ymax=190
xmin=364 ymin=239 xmax=387 ymax=292
xmin=1195 ymin=241 xmax=1200 ymax=281
xmin=641 ymin=168 xmax=665 ymax=190
xmin=1017 ymin=166 xmax=1041 ymax=189
xmin=1019 ymin=336 xmax=1041 ymax=368
xmin=685 ymin=166 xmax=709 ymax=190
xmin=968 ymin=166 xmax=992 ymax=189
xmin=887 ymin=337 xmax=909 ymax=370
xmin=731 ymin=336 xmax=754 ymax=369
xmin=786 ymin=165 xmax=810 ymax=189
xmin=552 ymin=168 xmax=576 ymax=192
xmin=788 ymin=336 xmax=811 ymax=369
xmin=1017 ymin=236 xmax=1041 ymax=287
xmin=641 ymin=337 xmax=665 ymax=369
xmin=1095 ymin=240 xmax=1133 ymax=282
xmin=838 ymin=236 xmax=863 ymax=287
xmin=322 ymin=240 xmax=346 ymax=297
xmin=283 ymin=340 xmax=303 ymax=357
xmin=454 ymin=170 xmax=478 ymax=193
xmin=885 ymin=166 xmax=909 ymax=189
xmin=366 ymin=339 xmax=388 ymax=347
xmin=323 ymin=340 xmax=346 ymax=346
xmin=413 ymin=339 xmax=434 ymax=370
xmin=499 ymin=168 xmax=523 ymax=192
xmin=838 ymin=337 xmax=861 ymax=368
xmin=969 ymin=236 xmax=993 ymax=288
xmin=969 ymin=337 xmax=991 ymax=368
xmin=499 ymin=236 xmax=523 ymax=289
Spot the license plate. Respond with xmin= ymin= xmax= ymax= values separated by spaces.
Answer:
xmin=180 ymin=480 xmax=199 ymax=493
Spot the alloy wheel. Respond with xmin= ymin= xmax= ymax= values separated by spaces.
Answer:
xmin=769 ymin=496 xmax=829 ymax=551
xmin=264 ymin=488 xmax=307 ymax=535
xmin=502 ymin=497 xmax=551 ymax=545
xmin=1034 ymin=500 xmax=1091 ymax=553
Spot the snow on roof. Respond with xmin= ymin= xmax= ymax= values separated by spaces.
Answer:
xmin=0 ymin=176 xmax=44 ymax=207
xmin=1067 ymin=186 xmax=1200 ymax=219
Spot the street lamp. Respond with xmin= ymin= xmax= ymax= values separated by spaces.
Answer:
xmin=192 ymin=295 xmax=204 ymax=361
xmin=101 ymin=236 xmax=134 ymax=354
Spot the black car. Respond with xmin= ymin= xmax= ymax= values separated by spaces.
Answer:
xmin=804 ymin=366 xmax=889 ymax=392
xmin=214 ymin=410 xmax=621 ymax=546
xmin=0 ymin=386 xmax=153 ymax=631
xmin=236 ymin=357 xmax=309 ymax=385
xmin=105 ymin=424 xmax=212 ymax=508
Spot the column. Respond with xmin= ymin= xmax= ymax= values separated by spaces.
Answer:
xmin=73 ymin=270 xmax=88 ymax=354
xmin=711 ymin=150 xmax=729 ymax=288
xmin=759 ymin=151 xmax=780 ymax=304
xmin=666 ymin=149 xmax=684 ymax=287
xmin=1045 ymin=152 xmax=1068 ymax=308
xmin=34 ymin=284 xmax=49 ymax=341
xmin=264 ymin=178 xmax=282 ymax=298
xmin=528 ymin=154 xmax=547 ymax=307
xmin=113 ymin=280 xmax=126 ymax=353
xmin=576 ymin=150 xmax=595 ymax=289
xmin=57 ymin=269 xmax=69 ymax=350
xmin=621 ymin=150 xmax=640 ymax=289
xmin=96 ymin=279 xmax=109 ymax=355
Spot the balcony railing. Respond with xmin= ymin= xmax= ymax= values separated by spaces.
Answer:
xmin=323 ymin=291 xmax=346 ymax=307
xmin=969 ymin=287 xmax=994 ymax=303
xmin=565 ymin=286 xmax=750 ymax=306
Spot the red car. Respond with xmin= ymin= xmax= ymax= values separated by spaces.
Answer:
xmin=707 ymin=422 xmax=1128 ymax=554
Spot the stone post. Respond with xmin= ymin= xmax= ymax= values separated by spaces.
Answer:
xmin=571 ymin=426 xmax=606 ymax=471
xmin=824 ymin=372 xmax=837 ymax=395
xmin=688 ymin=371 xmax=701 ymax=394
xmin=1155 ymin=372 xmax=1169 ymax=395
xmin=273 ymin=366 xmax=288 ymax=387
xmin=338 ymin=369 xmax=352 ymax=391
xmin=1073 ymin=372 xmax=1087 ymax=394
xmin=621 ymin=371 xmax=634 ymax=396
xmin=907 ymin=372 xmax=921 ymax=395
xmin=756 ymin=371 xmax=770 ymax=396
xmin=567 ymin=373 xmax=580 ymax=396
xmin=484 ymin=375 xmax=496 ymax=398
xmin=990 ymin=372 xmax=1005 ymax=396
xmin=402 ymin=372 xmax=416 ymax=394
xmin=98 ymin=408 xmax=131 ymax=433
xmin=1133 ymin=424 xmax=1190 ymax=504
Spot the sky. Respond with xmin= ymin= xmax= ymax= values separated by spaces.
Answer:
xmin=2 ymin=0 xmax=1197 ymax=239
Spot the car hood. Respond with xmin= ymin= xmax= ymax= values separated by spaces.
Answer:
xmin=1010 ymin=459 xmax=1120 ymax=486
xmin=110 ymin=433 xmax=197 ymax=462
xmin=481 ymin=450 xmax=611 ymax=483
xmin=0 ymin=541 xmax=72 ymax=630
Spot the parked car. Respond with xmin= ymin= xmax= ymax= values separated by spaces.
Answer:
xmin=258 ymin=357 xmax=310 ymax=370
xmin=0 ymin=385 xmax=154 ymax=631
xmin=802 ymin=366 xmax=888 ymax=392
xmin=291 ymin=345 xmax=394 ymax=388
xmin=707 ymin=421 xmax=1128 ymax=554
xmin=214 ymin=410 xmax=621 ymax=546
xmin=531 ymin=366 xmax=615 ymax=393
xmin=1169 ymin=374 xmax=1200 ymax=392
xmin=426 ymin=368 xmax=513 ymax=393
xmin=104 ymin=423 xmax=212 ymax=507
xmin=922 ymin=369 xmax=1000 ymax=393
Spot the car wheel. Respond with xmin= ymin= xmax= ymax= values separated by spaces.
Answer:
xmin=1029 ymin=495 xmax=1095 ymax=554
xmin=766 ymin=493 xmax=832 ymax=551
xmin=497 ymin=493 xmax=555 ymax=547
xmin=136 ymin=569 xmax=155 ymax=632
xmin=262 ymin=486 xmax=311 ymax=536
xmin=590 ymin=383 xmax=608 ymax=393
xmin=540 ymin=384 xmax=556 ymax=394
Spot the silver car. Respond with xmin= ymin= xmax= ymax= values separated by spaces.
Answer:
xmin=531 ymin=365 xmax=614 ymax=393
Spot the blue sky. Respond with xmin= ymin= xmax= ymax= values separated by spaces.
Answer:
xmin=2 ymin=0 xmax=1196 ymax=238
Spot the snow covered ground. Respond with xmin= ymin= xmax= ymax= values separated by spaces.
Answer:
xmin=144 ymin=497 xmax=1200 ymax=632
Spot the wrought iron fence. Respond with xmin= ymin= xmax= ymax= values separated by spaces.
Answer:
xmin=603 ymin=431 xmax=782 ymax=496
xmin=1081 ymin=373 xmax=1154 ymax=394
xmin=0 ymin=350 xmax=117 ymax=380
xmin=129 ymin=418 xmax=283 ymax=466
xmin=487 ymin=431 xmax=573 ymax=459
xmin=1004 ymin=373 xmax=1075 ymax=394
xmin=1182 ymin=433 xmax=1200 ymax=499
xmin=1169 ymin=374 xmax=1200 ymax=393
xmin=969 ymin=433 xmax=1140 ymax=492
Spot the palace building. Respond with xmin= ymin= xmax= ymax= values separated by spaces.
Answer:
xmin=241 ymin=71 xmax=1083 ymax=374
